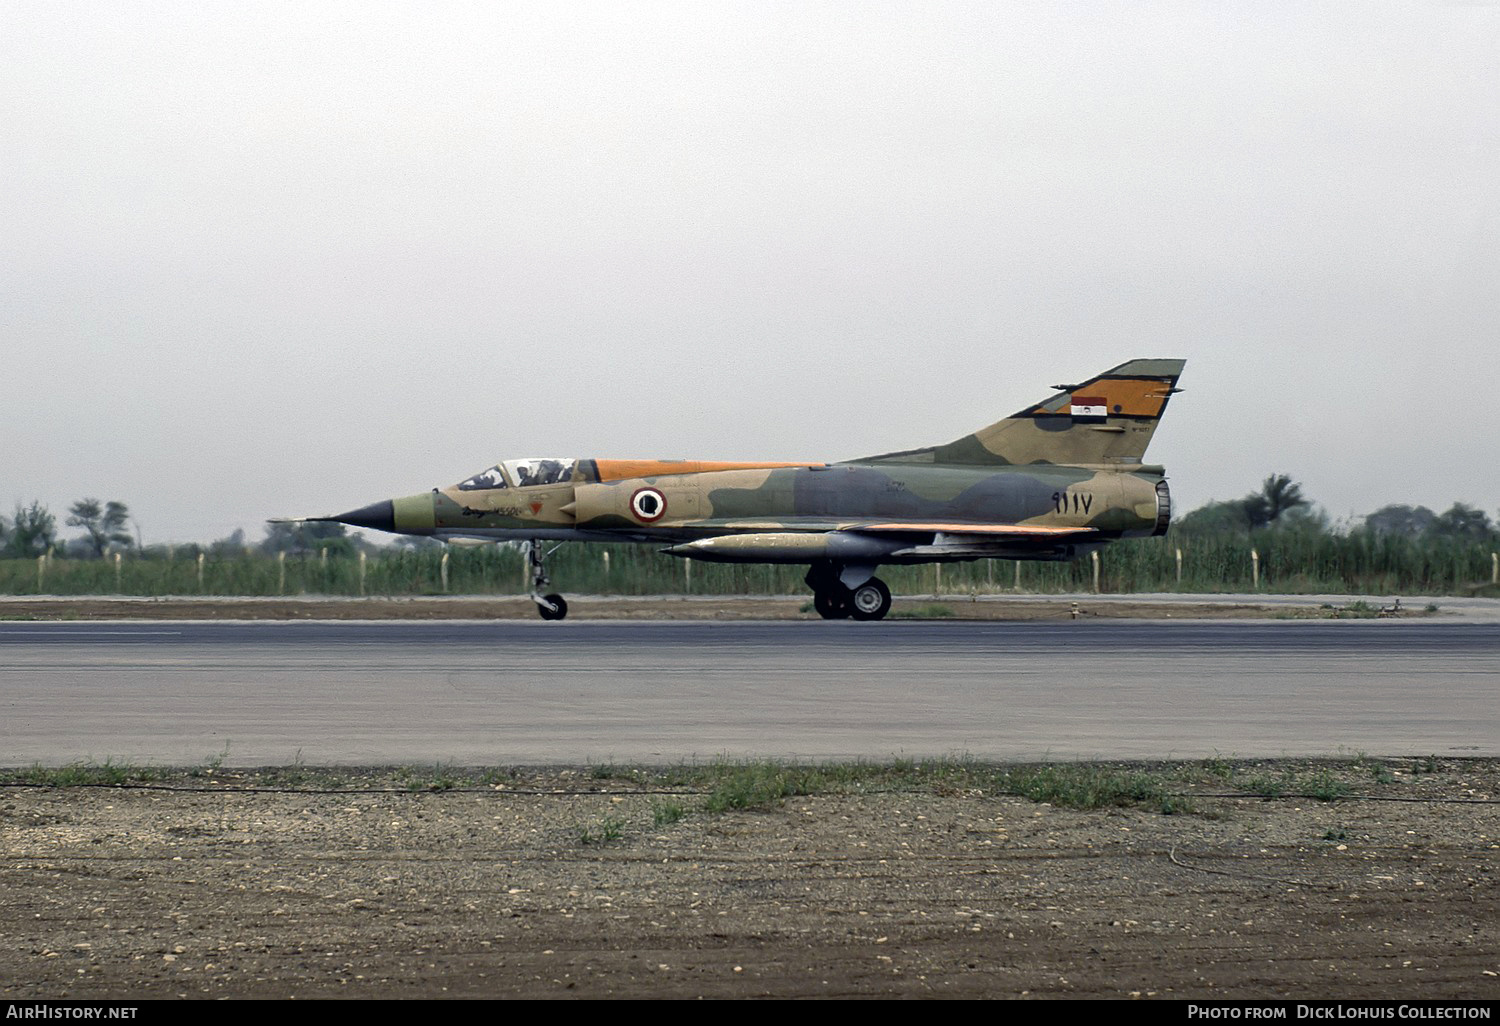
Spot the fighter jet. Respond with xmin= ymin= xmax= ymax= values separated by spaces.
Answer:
xmin=292 ymin=359 xmax=1183 ymax=621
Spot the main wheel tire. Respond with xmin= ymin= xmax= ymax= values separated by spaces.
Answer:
xmin=813 ymin=589 xmax=851 ymax=620
xmin=537 ymin=594 xmax=568 ymax=621
xmin=848 ymin=578 xmax=891 ymax=621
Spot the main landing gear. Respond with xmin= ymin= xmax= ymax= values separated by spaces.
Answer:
xmin=805 ymin=564 xmax=892 ymax=621
xmin=527 ymin=540 xmax=568 ymax=621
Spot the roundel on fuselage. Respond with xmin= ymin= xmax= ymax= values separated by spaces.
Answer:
xmin=630 ymin=487 xmax=667 ymax=523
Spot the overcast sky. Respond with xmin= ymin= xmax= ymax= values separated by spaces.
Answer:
xmin=4 ymin=2 xmax=1497 ymax=545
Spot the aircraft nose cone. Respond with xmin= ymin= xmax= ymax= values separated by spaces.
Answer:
xmin=331 ymin=500 xmax=394 ymax=532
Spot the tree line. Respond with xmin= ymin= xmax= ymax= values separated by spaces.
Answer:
xmin=0 ymin=499 xmax=379 ymax=561
xmin=1 ymin=499 xmax=138 ymax=559
xmin=1176 ymin=474 xmax=1497 ymax=544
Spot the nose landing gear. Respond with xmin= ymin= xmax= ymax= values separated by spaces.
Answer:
xmin=527 ymin=540 xmax=568 ymax=621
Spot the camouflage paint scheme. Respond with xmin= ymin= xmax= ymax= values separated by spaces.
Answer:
xmin=304 ymin=359 xmax=1184 ymax=619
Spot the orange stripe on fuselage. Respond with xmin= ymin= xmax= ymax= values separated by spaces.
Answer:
xmin=593 ymin=460 xmax=822 ymax=482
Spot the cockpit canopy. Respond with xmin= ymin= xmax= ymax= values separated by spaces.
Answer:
xmin=455 ymin=458 xmax=576 ymax=491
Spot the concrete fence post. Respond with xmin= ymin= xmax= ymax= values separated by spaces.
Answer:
xmin=197 ymin=552 xmax=205 ymax=593
xmin=277 ymin=550 xmax=286 ymax=595
xmin=441 ymin=551 xmax=449 ymax=593
xmin=1251 ymin=549 xmax=1260 ymax=590
xmin=359 ymin=550 xmax=367 ymax=597
xmin=1091 ymin=550 xmax=1101 ymax=594
xmin=1175 ymin=547 xmax=1183 ymax=585
xmin=114 ymin=551 xmax=122 ymax=593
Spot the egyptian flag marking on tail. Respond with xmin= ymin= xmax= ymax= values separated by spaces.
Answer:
xmin=1070 ymin=395 xmax=1108 ymax=420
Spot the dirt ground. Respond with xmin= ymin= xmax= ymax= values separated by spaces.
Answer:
xmin=0 ymin=594 xmax=1414 ymax=621
xmin=2 ymin=759 xmax=1496 ymax=1000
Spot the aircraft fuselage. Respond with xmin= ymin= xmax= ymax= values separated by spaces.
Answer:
xmin=361 ymin=459 xmax=1169 ymax=562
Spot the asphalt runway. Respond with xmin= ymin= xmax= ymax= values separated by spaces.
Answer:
xmin=2 ymin=619 xmax=1496 ymax=766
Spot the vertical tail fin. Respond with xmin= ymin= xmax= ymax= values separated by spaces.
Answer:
xmin=857 ymin=359 xmax=1185 ymax=466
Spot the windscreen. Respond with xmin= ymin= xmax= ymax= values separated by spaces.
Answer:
xmin=455 ymin=466 xmax=509 ymax=491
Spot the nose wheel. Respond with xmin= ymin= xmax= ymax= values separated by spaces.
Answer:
xmin=527 ymin=541 xmax=568 ymax=621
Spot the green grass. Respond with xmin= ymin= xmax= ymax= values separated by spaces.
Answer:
xmin=1201 ymin=755 xmax=1235 ymax=781
xmin=993 ymin=764 xmax=1189 ymax=814
xmin=577 ymin=815 xmax=625 ymax=845
xmin=651 ymin=800 xmax=687 ymax=826
xmin=1226 ymin=763 xmax=1356 ymax=801
xmin=1300 ymin=768 xmax=1349 ymax=801
xmin=1238 ymin=771 xmax=1288 ymax=797
xmin=1281 ymin=601 xmax=1387 ymax=620
xmin=889 ymin=604 xmax=956 ymax=619
xmin=651 ymin=758 xmax=950 ymax=814
xmin=394 ymin=763 xmax=464 ymax=791
xmin=259 ymin=764 xmax=311 ymax=787
xmin=6 ymin=760 xmax=166 ymax=787
xmin=186 ymin=744 xmax=231 ymax=778
xmin=698 ymin=762 xmax=828 ymax=813
xmin=657 ymin=757 xmax=1196 ymax=816
xmin=0 ymin=756 xmax=1437 ymax=822
xmin=4 ymin=525 xmax=1497 ymax=598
